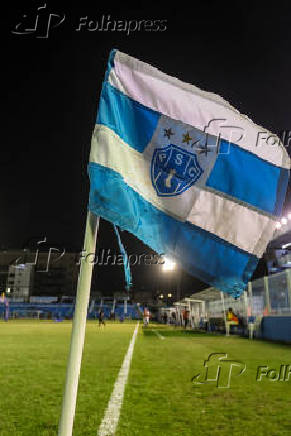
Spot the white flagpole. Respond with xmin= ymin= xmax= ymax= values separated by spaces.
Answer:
xmin=58 ymin=211 xmax=99 ymax=436
xmin=220 ymin=291 xmax=228 ymax=336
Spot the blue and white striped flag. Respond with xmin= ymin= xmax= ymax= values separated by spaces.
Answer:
xmin=88 ymin=49 xmax=290 ymax=297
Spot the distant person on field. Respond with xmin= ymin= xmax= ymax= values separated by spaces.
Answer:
xmin=98 ymin=310 xmax=105 ymax=327
xmin=171 ymin=311 xmax=176 ymax=325
xmin=143 ymin=307 xmax=150 ymax=326
xmin=182 ymin=309 xmax=189 ymax=328
xmin=4 ymin=298 xmax=9 ymax=322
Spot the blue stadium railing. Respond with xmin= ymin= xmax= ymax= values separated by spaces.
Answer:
xmin=0 ymin=303 xmax=143 ymax=320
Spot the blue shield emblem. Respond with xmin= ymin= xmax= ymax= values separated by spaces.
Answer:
xmin=151 ymin=144 xmax=203 ymax=197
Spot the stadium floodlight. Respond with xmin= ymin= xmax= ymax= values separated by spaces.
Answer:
xmin=162 ymin=257 xmax=176 ymax=271
xmin=281 ymin=217 xmax=288 ymax=225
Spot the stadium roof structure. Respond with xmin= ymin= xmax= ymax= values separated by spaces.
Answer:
xmin=173 ymin=287 xmax=221 ymax=306
xmin=173 ymin=300 xmax=189 ymax=307
xmin=187 ymin=287 xmax=221 ymax=302
xmin=269 ymin=229 xmax=291 ymax=249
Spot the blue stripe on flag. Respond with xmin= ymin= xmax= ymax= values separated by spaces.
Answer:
xmin=206 ymin=139 xmax=288 ymax=215
xmin=274 ymin=167 xmax=289 ymax=216
xmin=104 ymin=48 xmax=117 ymax=82
xmin=88 ymin=162 xmax=258 ymax=297
xmin=97 ymin=82 xmax=160 ymax=152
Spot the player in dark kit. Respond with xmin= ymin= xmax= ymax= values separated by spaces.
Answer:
xmin=98 ymin=310 xmax=105 ymax=327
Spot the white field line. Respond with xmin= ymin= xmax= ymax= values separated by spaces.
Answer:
xmin=97 ymin=322 xmax=139 ymax=436
xmin=152 ymin=329 xmax=165 ymax=340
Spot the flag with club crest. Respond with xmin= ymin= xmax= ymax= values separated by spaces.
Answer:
xmin=88 ymin=49 xmax=290 ymax=298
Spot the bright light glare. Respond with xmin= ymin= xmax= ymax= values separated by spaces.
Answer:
xmin=288 ymin=213 xmax=291 ymax=220
xmin=281 ymin=217 xmax=288 ymax=225
xmin=162 ymin=257 xmax=176 ymax=271
xmin=275 ymin=222 xmax=282 ymax=229
xmin=167 ymin=293 xmax=172 ymax=298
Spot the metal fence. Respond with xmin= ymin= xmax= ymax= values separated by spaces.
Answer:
xmin=203 ymin=270 xmax=291 ymax=321
xmin=250 ymin=270 xmax=291 ymax=316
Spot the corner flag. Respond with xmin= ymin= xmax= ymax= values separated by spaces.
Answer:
xmin=88 ymin=49 xmax=290 ymax=297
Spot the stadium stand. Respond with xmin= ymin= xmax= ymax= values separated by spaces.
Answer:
xmin=0 ymin=301 xmax=143 ymax=321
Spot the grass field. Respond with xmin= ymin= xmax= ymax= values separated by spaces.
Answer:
xmin=0 ymin=320 xmax=290 ymax=436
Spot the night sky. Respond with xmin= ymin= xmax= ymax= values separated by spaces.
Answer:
xmin=2 ymin=1 xmax=291 ymax=295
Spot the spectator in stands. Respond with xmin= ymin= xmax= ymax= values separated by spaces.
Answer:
xmin=98 ymin=310 xmax=105 ymax=327
xmin=226 ymin=307 xmax=238 ymax=323
xmin=226 ymin=307 xmax=239 ymax=335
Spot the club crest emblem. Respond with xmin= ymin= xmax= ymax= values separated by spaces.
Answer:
xmin=151 ymin=144 xmax=203 ymax=197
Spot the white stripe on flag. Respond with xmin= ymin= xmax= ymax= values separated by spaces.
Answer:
xmin=90 ymin=124 xmax=276 ymax=257
xmin=109 ymin=50 xmax=290 ymax=169
xmin=97 ymin=323 xmax=139 ymax=436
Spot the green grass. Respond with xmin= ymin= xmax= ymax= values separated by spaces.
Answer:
xmin=0 ymin=320 xmax=135 ymax=436
xmin=0 ymin=321 xmax=290 ymax=435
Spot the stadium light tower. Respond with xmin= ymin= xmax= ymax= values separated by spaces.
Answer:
xmin=162 ymin=257 xmax=176 ymax=272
